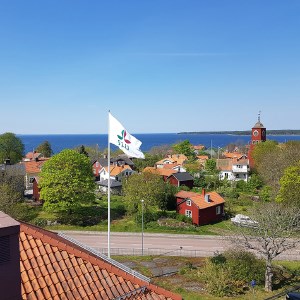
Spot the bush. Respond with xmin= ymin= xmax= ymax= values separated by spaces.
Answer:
xmin=199 ymin=249 xmax=264 ymax=296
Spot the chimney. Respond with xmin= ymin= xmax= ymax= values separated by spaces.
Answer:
xmin=0 ymin=212 xmax=21 ymax=300
xmin=201 ymin=188 xmax=206 ymax=196
xmin=4 ymin=159 xmax=11 ymax=165
xmin=205 ymin=194 xmax=210 ymax=203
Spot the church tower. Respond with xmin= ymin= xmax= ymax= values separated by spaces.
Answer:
xmin=248 ymin=112 xmax=266 ymax=167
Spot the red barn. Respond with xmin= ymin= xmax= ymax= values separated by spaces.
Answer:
xmin=167 ymin=172 xmax=194 ymax=188
xmin=176 ymin=189 xmax=225 ymax=226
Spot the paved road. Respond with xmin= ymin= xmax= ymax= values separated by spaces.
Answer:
xmin=56 ymin=231 xmax=300 ymax=260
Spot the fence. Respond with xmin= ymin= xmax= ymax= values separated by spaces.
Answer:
xmin=95 ymin=247 xmax=218 ymax=257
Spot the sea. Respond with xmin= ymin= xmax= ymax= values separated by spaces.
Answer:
xmin=18 ymin=133 xmax=300 ymax=155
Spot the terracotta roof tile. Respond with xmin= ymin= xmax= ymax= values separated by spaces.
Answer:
xmin=19 ymin=222 xmax=182 ymax=300
xmin=176 ymin=190 xmax=225 ymax=209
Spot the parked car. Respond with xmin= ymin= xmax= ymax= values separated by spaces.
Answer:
xmin=286 ymin=292 xmax=300 ymax=299
xmin=230 ymin=214 xmax=258 ymax=228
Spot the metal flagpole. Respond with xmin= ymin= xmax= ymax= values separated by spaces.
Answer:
xmin=107 ymin=111 xmax=111 ymax=258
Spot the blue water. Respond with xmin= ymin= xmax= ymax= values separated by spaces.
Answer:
xmin=18 ymin=133 xmax=300 ymax=154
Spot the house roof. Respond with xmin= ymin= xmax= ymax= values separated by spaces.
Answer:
xmin=0 ymin=163 xmax=26 ymax=176
xmin=161 ymin=163 xmax=182 ymax=170
xmin=24 ymin=152 xmax=43 ymax=160
xmin=193 ymin=145 xmax=205 ymax=150
xmin=111 ymin=154 xmax=134 ymax=166
xmin=176 ymin=190 xmax=225 ymax=209
xmin=169 ymin=172 xmax=194 ymax=181
xmin=103 ymin=165 xmax=132 ymax=176
xmin=216 ymin=159 xmax=232 ymax=171
xmin=197 ymin=155 xmax=209 ymax=160
xmin=19 ymin=222 xmax=181 ymax=300
xmin=223 ymin=152 xmax=245 ymax=159
xmin=21 ymin=159 xmax=49 ymax=174
xmin=96 ymin=179 xmax=122 ymax=188
xmin=143 ymin=167 xmax=177 ymax=177
xmin=155 ymin=154 xmax=187 ymax=166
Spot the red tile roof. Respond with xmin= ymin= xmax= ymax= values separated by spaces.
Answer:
xmin=143 ymin=167 xmax=177 ymax=177
xmin=22 ymin=159 xmax=49 ymax=174
xmin=20 ymin=222 xmax=181 ymax=300
xmin=176 ymin=190 xmax=225 ymax=209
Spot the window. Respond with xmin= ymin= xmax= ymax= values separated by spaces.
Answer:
xmin=216 ymin=206 xmax=221 ymax=215
xmin=29 ymin=177 xmax=35 ymax=183
xmin=96 ymin=162 xmax=99 ymax=167
xmin=185 ymin=210 xmax=192 ymax=218
xmin=186 ymin=199 xmax=191 ymax=206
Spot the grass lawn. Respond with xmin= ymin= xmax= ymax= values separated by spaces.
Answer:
xmin=29 ymin=193 xmax=261 ymax=236
xmin=113 ymin=255 xmax=300 ymax=300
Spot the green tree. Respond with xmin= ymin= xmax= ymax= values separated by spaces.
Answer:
xmin=78 ymin=145 xmax=89 ymax=157
xmin=122 ymin=172 xmax=166 ymax=214
xmin=252 ymin=141 xmax=300 ymax=196
xmin=205 ymin=159 xmax=217 ymax=173
xmin=172 ymin=140 xmax=196 ymax=160
xmin=0 ymin=132 xmax=24 ymax=164
xmin=39 ymin=149 xmax=95 ymax=213
xmin=36 ymin=140 xmax=53 ymax=157
xmin=276 ymin=161 xmax=300 ymax=206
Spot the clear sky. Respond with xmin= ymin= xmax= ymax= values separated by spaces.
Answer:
xmin=0 ymin=0 xmax=299 ymax=134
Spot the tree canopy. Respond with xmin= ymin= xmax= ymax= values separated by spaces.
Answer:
xmin=39 ymin=149 xmax=95 ymax=213
xmin=36 ymin=140 xmax=53 ymax=157
xmin=252 ymin=141 xmax=300 ymax=195
xmin=276 ymin=160 xmax=300 ymax=206
xmin=172 ymin=140 xmax=196 ymax=160
xmin=0 ymin=132 xmax=24 ymax=164
xmin=122 ymin=172 xmax=168 ymax=214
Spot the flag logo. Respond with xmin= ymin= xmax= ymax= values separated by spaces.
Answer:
xmin=117 ymin=130 xmax=131 ymax=144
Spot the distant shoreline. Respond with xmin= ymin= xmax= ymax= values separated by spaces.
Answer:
xmin=178 ymin=130 xmax=300 ymax=136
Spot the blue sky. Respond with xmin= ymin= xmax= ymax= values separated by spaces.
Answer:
xmin=0 ymin=0 xmax=299 ymax=134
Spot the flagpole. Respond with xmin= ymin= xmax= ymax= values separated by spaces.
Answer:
xmin=107 ymin=111 xmax=111 ymax=258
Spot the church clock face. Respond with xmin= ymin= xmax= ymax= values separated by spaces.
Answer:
xmin=253 ymin=130 xmax=259 ymax=137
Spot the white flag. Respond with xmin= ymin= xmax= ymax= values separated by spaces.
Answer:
xmin=108 ymin=112 xmax=145 ymax=159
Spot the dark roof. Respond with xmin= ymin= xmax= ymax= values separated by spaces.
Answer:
xmin=111 ymin=154 xmax=134 ymax=166
xmin=169 ymin=172 xmax=194 ymax=181
xmin=0 ymin=163 xmax=26 ymax=176
xmin=253 ymin=121 xmax=265 ymax=128
xmin=96 ymin=179 xmax=122 ymax=188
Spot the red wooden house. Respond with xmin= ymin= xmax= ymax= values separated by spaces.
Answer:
xmin=167 ymin=172 xmax=194 ymax=188
xmin=175 ymin=189 xmax=225 ymax=226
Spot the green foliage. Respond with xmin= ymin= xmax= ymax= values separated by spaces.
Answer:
xmin=0 ymin=182 xmax=36 ymax=221
xmin=36 ymin=140 xmax=53 ymax=157
xmin=39 ymin=149 xmax=95 ymax=213
xmin=172 ymin=140 xmax=196 ymax=160
xmin=276 ymin=161 xmax=300 ymax=206
xmin=0 ymin=132 xmax=24 ymax=164
xmin=259 ymin=185 xmax=272 ymax=202
xmin=77 ymin=145 xmax=89 ymax=157
xmin=205 ymin=159 xmax=217 ymax=173
xmin=235 ymin=174 xmax=263 ymax=193
xmin=200 ymin=250 xmax=264 ymax=297
xmin=252 ymin=140 xmax=278 ymax=169
xmin=122 ymin=172 xmax=167 ymax=214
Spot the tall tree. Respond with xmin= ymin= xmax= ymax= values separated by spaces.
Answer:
xmin=36 ymin=140 xmax=53 ymax=157
xmin=78 ymin=145 xmax=89 ymax=157
xmin=122 ymin=172 xmax=167 ymax=214
xmin=252 ymin=141 xmax=300 ymax=195
xmin=172 ymin=140 xmax=196 ymax=160
xmin=39 ymin=149 xmax=95 ymax=213
xmin=0 ymin=132 xmax=24 ymax=164
xmin=276 ymin=161 xmax=300 ymax=206
xmin=231 ymin=202 xmax=300 ymax=292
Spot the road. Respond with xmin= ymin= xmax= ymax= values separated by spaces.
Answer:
xmin=56 ymin=231 xmax=300 ymax=260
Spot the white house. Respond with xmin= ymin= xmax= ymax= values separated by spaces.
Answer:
xmin=98 ymin=165 xmax=135 ymax=182
xmin=217 ymin=158 xmax=250 ymax=182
